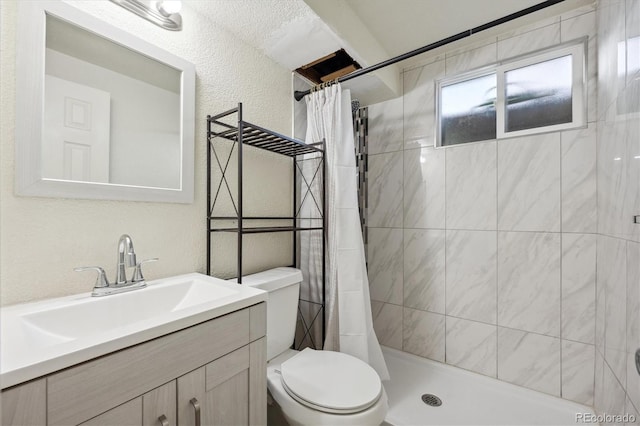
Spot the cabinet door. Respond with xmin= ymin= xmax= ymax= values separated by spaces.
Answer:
xmin=143 ymin=381 xmax=176 ymax=426
xmin=0 ymin=379 xmax=46 ymax=426
xmin=178 ymin=346 xmax=250 ymax=426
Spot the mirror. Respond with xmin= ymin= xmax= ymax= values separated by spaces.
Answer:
xmin=16 ymin=1 xmax=195 ymax=203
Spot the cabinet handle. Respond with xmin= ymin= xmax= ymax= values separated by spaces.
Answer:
xmin=190 ymin=397 xmax=201 ymax=426
xmin=158 ymin=414 xmax=169 ymax=426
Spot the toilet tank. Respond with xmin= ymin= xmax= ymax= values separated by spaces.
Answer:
xmin=234 ymin=267 xmax=301 ymax=361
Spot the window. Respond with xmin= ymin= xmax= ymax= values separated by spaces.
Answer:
xmin=440 ymin=73 xmax=496 ymax=146
xmin=436 ymin=41 xmax=586 ymax=147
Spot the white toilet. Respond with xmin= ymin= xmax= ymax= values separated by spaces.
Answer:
xmin=238 ymin=267 xmax=388 ymax=426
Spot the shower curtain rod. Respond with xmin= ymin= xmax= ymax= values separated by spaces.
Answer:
xmin=294 ymin=0 xmax=564 ymax=101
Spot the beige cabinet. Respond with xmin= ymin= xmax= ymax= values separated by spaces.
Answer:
xmin=77 ymin=381 xmax=175 ymax=426
xmin=177 ymin=338 xmax=266 ymax=426
xmin=0 ymin=303 xmax=266 ymax=426
xmin=0 ymin=379 xmax=46 ymax=426
xmin=79 ymin=398 xmax=142 ymax=426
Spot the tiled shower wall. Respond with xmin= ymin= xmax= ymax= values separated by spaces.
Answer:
xmin=594 ymin=0 xmax=639 ymax=422
xmin=368 ymin=6 xmax=601 ymax=405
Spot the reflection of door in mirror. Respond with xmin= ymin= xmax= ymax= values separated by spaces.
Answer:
xmin=43 ymin=75 xmax=111 ymax=183
xmin=44 ymin=14 xmax=182 ymax=190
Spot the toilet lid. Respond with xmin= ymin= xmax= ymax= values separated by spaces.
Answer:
xmin=280 ymin=348 xmax=382 ymax=414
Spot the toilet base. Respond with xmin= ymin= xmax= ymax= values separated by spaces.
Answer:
xmin=267 ymin=392 xmax=291 ymax=426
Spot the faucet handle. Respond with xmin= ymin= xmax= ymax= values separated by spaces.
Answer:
xmin=74 ymin=266 xmax=110 ymax=289
xmin=132 ymin=258 xmax=159 ymax=283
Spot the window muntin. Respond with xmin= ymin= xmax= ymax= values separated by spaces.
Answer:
xmin=436 ymin=40 xmax=586 ymax=147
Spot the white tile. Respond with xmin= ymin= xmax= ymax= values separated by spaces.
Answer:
xmin=445 ymin=43 xmax=497 ymax=76
xmin=404 ymin=229 xmax=445 ymax=314
xmin=594 ymin=349 xmax=606 ymax=414
xmin=403 ymin=60 xmax=445 ymax=148
xmin=368 ymin=97 xmax=403 ymax=154
xmin=561 ymin=125 xmax=597 ymax=233
xmin=625 ymin=397 xmax=639 ymax=425
xmin=497 ymin=16 xmax=560 ymax=41
xmin=368 ymin=151 xmax=403 ymax=227
xmin=625 ymin=0 xmax=640 ymax=88
xmin=596 ymin=263 xmax=607 ymax=354
xmin=497 ymin=327 xmax=561 ymax=396
xmin=562 ymin=233 xmax=596 ymax=344
xmin=446 ymin=317 xmax=497 ymax=377
xmin=498 ymin=133 xmax=561 ymax=232
xmin=371 ymin=301 xmax=403 ymax=351
xmin=403 ymin=308 xmax=445 ymax=362
xmin=404 ymin=147 xmax=446 ymax=229
xmin=444 ymin=38 xmax=496 ymax=59
xmin=497 ymin=232 xmax=561 ymax=337
xmin=624 ymin=96 xmax=640 ymax=243
xmin=368 ymin=228 xmax=403 ymax=305
xmin=561 ymin=4 xmax=596 ymax=20
xmin=601 ymin=361 xmax=627 ymax=422
xmin=597 ymin=116 xmax=638 ymax=242
xmin=598 ymin=235 xmax=628 ymax=387
xmin=561 ymin=11 xmax=597 ymax=122
xmin=597 ymin=0 xmax=626 ymax=120
xmin=497 ymin=23 xmax=561 ymax=60
xmin=561 ymin=340 xmax=595 ymax=405
xmin=446 ymin=230 xmax=497 ymax=324
xmin=445 ymin=141 xmax=497 ymax=230
xmin=627 ymin=242 xmax=640 ymax=412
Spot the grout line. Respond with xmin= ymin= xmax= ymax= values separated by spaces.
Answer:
xmin=496 ymin=136 xmax=500 ymax=379
xmin=560 ymin=129 xmax=564 ymax=399
xmin=401 ymin=84 xmax=406 ymax=354
xmin=444 ymin=147 xmax=447 ymax=365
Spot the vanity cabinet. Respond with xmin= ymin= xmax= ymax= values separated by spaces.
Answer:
xmin=79 ymin=381 xmax=176 ymax=426
xmin=0 ymin=379 xmax=46 ymax=425
xmin=0 ymin=303 xmax=267 ymax=426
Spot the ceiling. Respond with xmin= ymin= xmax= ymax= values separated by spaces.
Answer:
xmin=343 ymin=0 xmax=544 ymax=57
xmin=186 ymin=0 xmax=592 ymax=105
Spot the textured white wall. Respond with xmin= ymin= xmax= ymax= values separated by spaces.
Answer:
xmin=0 ymin=0 xmax=294 ymax=306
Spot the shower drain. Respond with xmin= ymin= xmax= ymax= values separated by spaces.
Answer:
xmin=421 ymin=393 xmax=442 ymax=407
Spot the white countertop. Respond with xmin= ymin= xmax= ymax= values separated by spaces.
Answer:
xmin=1 ymin=273 xmax=267 ymax=389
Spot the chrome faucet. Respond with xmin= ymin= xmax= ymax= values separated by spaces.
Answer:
xmin=75 ymin=234 xmax=158 ymax=297
xmin=116 ymin=234 xmax=137 ymax=284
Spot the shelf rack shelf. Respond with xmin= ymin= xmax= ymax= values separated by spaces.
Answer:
xmin=206 ymin=103 xmax=326 ymax=348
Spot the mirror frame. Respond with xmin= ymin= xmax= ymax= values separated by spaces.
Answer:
xmin=15 ymin=1 xmax=195 ymax=203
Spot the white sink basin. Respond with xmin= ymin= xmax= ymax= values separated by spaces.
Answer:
xmin=1 ymin=273 xmax=267 ymax=389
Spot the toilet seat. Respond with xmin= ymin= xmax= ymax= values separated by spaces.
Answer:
xmin=279 ymin=348 xmax=383 ymax=414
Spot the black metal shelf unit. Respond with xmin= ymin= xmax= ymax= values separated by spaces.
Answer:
xmin=206 ymin=103 xmax=326 ymax=348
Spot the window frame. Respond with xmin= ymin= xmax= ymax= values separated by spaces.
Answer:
xmin=435 ymin=38 xmax=587 ymax=148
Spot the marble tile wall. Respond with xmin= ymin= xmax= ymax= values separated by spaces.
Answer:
xmin=367 ymin=5 xmax=602 ymax=407
xmin=594 ymin=0 xmax=640 ymax=423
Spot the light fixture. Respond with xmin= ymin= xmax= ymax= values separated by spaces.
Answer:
xmin=109 ymin=0 xmax=182 ymax=31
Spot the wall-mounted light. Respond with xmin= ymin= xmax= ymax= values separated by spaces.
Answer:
xmin=109 ymin=0 xmax=182 ymax=31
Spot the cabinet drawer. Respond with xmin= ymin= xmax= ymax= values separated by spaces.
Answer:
xmin=48 ymin=308 xmax=250 ymax=426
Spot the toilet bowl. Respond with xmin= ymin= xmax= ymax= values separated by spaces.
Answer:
xmin=236 ymin=267 xmax=388 ymax=426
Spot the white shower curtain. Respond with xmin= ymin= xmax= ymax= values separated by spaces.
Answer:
xmin=301 ymin=83 xmax=389 ymax=380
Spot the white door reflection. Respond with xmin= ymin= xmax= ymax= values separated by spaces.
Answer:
xmin=43 ymin=75 xmax=111 ymax=183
